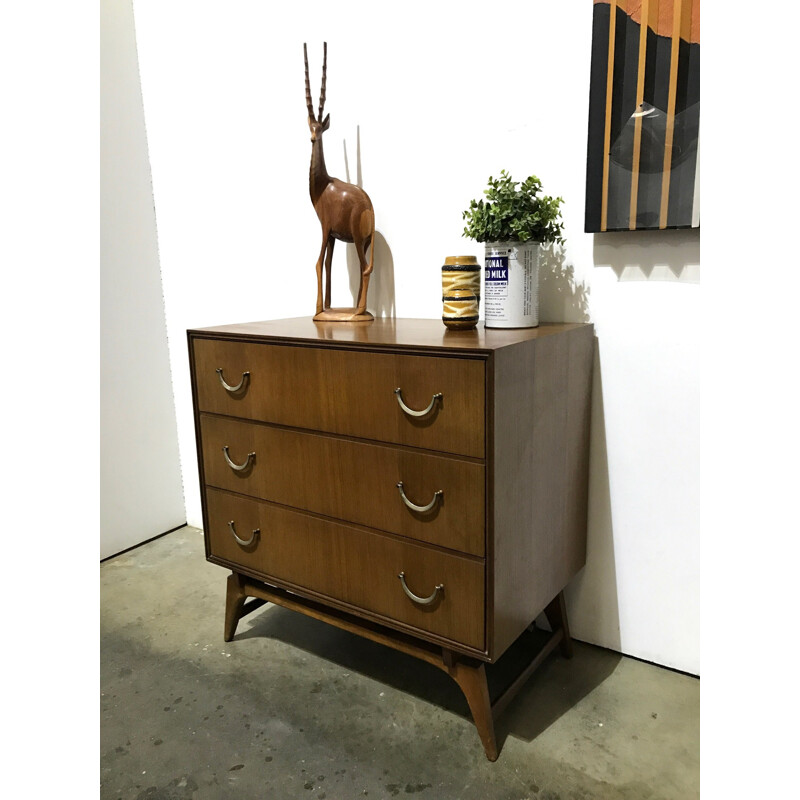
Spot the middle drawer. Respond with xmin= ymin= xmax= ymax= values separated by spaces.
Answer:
xmin=200 ymin=414 xmax=485 ymax=556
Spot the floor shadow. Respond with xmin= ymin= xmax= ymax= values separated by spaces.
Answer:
xmin=236 ymin=604 xmax=621 ymax=747
xmin=493 ymin=633 xmax=622 ymax=745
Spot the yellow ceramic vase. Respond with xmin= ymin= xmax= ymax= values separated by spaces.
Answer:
xmin=441 ymin=255 xmax=481 ymax=330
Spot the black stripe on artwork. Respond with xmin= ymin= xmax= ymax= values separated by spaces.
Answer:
xmin=605 ymin=6 xmax=641 ymax=230
xmin=666 ymin=37 xmax=699 ymax=228
xmin=634 ymin=25 xmax=672 ymax=229
xmin=584 ymin=2 xmax=610 ymax=232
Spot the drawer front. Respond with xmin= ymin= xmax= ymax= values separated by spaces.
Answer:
xmin=200 ymin=414 xmax=485 ymax=556
xmin=206 ymin=488 xmax=485 ymax=650
xmin=192 ymin=337 xmax=485 ymax=458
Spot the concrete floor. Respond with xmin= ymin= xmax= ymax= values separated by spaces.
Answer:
xmin=100 ymin=527 xmax=699 ymax=800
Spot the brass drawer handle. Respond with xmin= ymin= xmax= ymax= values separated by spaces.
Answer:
xmin=394 ymin=388 xmax=442 ymax=418
xmin=228 ymin=520 xmax=259 ymax=547
xmin=396 ymin=482 xmax=443 ymax=513
xmin=398 ymin=572 xmax=444 ymax=605
xmin=216 ymin=368 xmax=250 ymax=393
xmin=222 ymin=446 xmax=255 ymax=471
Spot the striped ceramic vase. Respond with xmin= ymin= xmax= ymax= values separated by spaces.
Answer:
xmin=441 ymin=256 xmax=481 ymax=330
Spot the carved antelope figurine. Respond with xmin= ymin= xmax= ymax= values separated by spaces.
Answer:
xmin=304 ymin=42 xmax=375 ymax=321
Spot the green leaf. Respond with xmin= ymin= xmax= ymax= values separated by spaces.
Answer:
xmin=461 ymin=171 xmax=565 ymax=244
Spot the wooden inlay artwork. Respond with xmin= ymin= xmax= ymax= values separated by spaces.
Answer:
xmin=585 ymin=0 xmax=700 ymax=231
xmin=304 ymin=42 xmax=376 ymax=322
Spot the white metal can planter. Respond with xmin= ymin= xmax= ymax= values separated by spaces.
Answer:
xmin=483 ymin=242 xmax=541 ymax=328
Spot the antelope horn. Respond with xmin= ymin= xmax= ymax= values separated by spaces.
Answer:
xmin=303 ymin=43 xmax=315 ymax=119
xmin=318 ymin=41 xmax=327 ymax=120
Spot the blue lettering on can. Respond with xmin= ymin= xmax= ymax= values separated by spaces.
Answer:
xmin=485 ymin=256 xmax=509 ymax=282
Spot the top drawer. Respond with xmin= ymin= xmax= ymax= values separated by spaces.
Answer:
xmin=191 ymin=337 xmax=485 ymax=458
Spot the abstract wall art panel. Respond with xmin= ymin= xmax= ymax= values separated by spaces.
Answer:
xmin=585 ymin=0 xmax=699 ymax=232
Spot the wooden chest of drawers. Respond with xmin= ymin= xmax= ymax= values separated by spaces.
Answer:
xmin=188 ymin=317 xmax=594 ymax=760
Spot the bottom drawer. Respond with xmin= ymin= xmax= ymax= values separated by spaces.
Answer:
xmin=205 ymin=488 xmax=485 ymax=651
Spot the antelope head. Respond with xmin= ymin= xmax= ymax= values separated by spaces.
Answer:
xmin=304 ymin=42 xmax=329 ymax=143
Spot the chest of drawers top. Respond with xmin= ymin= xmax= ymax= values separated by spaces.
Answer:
xmin=188 ymin=316 xmax=587 ymax=354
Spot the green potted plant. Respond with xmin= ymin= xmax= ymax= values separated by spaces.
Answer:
xmin=462 ymin=170 xmax=564 ymax=328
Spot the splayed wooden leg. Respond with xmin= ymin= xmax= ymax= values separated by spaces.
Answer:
xmin=224 ymin=572 xmax=248 ymax=642
xmin=445 ymin=658 xmax=498 ymax=762
xmin=544 ymin=590 xmax=573 ymax=659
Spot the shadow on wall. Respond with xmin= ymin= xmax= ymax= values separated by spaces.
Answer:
xmin=343 ymin=125 xmax=396 ymax=318
xmin=534 ymin=248 xmax=622 ymax=655
xmin=593 ymin=228 xmax=700 ymax=281
xmin=539 ymin=245 xmax=591 ymax=323
xmin=564 ymin=343 xmax=622 ymax=654
xmin=347 ymin=231 xmax=396 ymax=319
xmin=571 ymin=227 xmax=699 ymax=658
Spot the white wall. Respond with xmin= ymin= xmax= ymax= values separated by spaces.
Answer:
xmin=100 ymin=0 xmax=185 ymax=559
xmin=133 ymin=0 xmax=700 ymax=673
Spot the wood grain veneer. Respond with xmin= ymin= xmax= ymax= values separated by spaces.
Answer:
xmin=206 ymin=488 xmax=485 ymax=650
xmin=193 ymin=337 xmax=485 ymax=458
xmin=200 ymin=414 xmax=485 ymax=555
xmin=488 ymin=325 xmax=595 ymax=657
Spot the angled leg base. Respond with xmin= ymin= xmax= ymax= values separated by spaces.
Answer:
xmin=221 ymin=573 xmax=573 ymax=762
